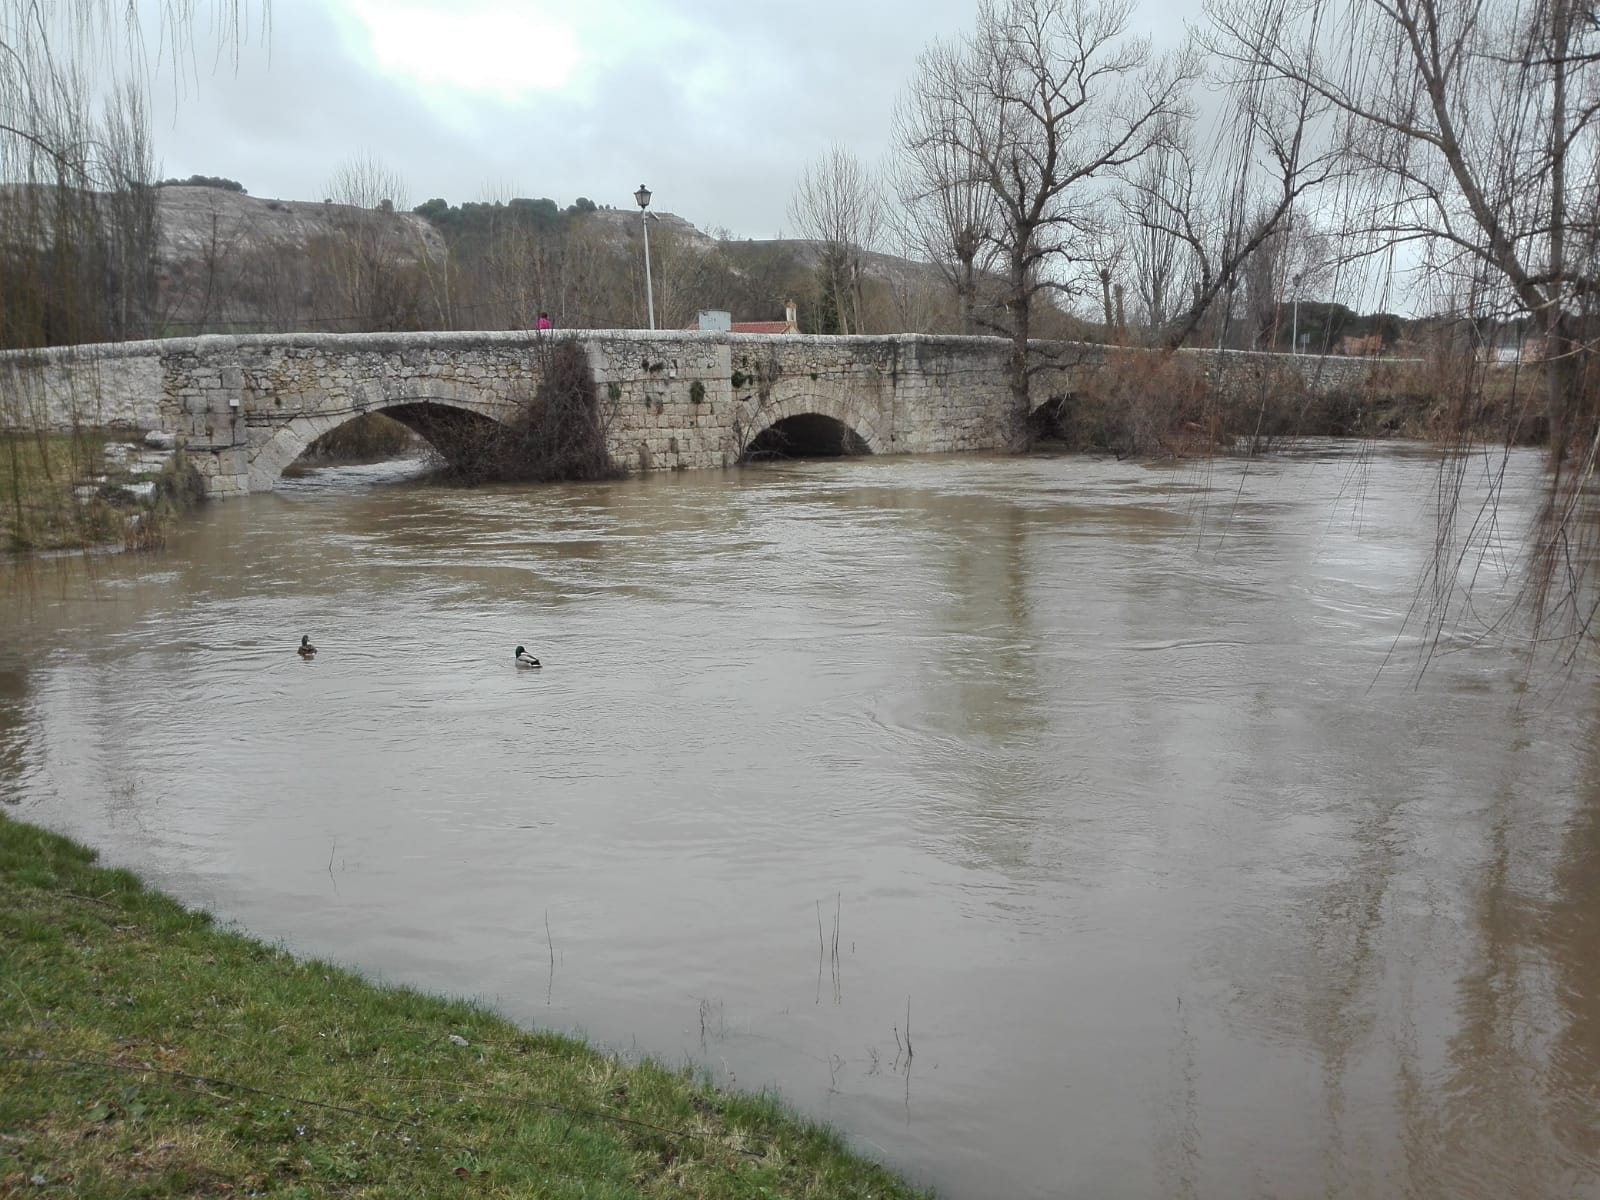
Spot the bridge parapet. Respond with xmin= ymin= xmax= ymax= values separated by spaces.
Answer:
xmin=0 ymin=330 xmax=1417 ymax=497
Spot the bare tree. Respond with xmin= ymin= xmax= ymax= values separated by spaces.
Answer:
xmin=1209 ymin=0 xmax=1600 ymax=644
xmin=327 ymin=152 xmax=407 ymax=214
xmin=0 ymin=64 xmax=165 ymax=345
xmin=891 ymin=37 xmax=1002 ymax=333
xmin=787 ymin=145 xmax=883 ymax=334
xmin=177 ymin=191 xmax=251 ymax=334
xmin=719 ymin=238 xmax=810 ymax=326
xmin=910 ymin=0 xmax=1198 ymax=418
xmin=0 ymin=1 xmax=266 ymax=346
xmin=2 ymin=2 xmax=261 ymax=189
xmin=634 ymin=225 xmax=724 ymax=331
xmin=319 ymin=153 xmax=436 ymax=331
xmin=456 ymin=197 xmax=548 ymax=330
xmin=1119 ymin=124 xmax=1199 ymax=335
xmin=98 ymin=81 xmax=159 ymax=338
xmin=1102 ymin=1 xmax=1344 ymax=352
xmin=560 ymin=220 xmax=634 ymax=328
xmin=1234 ymin=204 xmax=1336 ymax=350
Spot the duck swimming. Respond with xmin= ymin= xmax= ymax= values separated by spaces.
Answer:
xmin=515 ymin=645 xmax=541 ymax=669
xmin=297 ymin=635 xmax=317 ymax=659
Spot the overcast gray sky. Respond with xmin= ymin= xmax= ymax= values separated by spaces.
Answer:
xmin=147 ymin=0 xmax=1201 ymax=238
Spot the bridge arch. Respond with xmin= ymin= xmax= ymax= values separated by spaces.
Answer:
xmin=738 ymin=390 xmax=885 ymax=462
xmin=248 ymin=394 xmax=518 ymax=490
xmin=1026 ymin=393 xmax=1074 ymax=443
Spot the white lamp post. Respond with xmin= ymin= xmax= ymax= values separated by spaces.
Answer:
xmin=1291 ymin=271 xmax=1303 ymax=355
xmin=634 ymin=183 xmax=655 ymax=331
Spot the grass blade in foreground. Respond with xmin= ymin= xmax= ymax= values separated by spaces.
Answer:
xmin=0 ymin=814 xmax=928 ymax=1198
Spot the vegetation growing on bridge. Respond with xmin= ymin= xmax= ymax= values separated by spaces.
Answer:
xmin=433 ymin=338 xmax=625 ymax=485
xmin=0 ymin=813 xmax=928 ymax=1199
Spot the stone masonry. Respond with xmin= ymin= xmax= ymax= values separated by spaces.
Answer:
xmin=0 ymin=330 xmax=1410 ymax=498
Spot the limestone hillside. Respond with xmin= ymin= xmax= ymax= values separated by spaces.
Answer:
xmin=153 ymin=187 xmax=445 ymax=333
xmin=147 ymin=188 xmax=941 ymax=333
xmin=155 ymin=186 xmax=445 ymax=269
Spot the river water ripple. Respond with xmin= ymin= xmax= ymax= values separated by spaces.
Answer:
xmin=2 ymin=445 xmax=1597 ymax=1199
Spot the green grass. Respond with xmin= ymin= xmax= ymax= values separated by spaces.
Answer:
xmin=0 ymin=431 xmax=121 ymax=551
xmin=0 ymin=433 xmax=206 ymax=553
xmin=0 ymin=814 xmax=928 ymax=1199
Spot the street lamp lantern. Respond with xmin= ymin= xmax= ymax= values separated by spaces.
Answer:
xmin=635 ymin=184 xmax=655 ymax=331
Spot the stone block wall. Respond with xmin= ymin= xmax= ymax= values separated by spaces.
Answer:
xmin=0 ymin=342 xmax=166 ymax=432
xmin=0 ymin=329 xmax=1420 ymax=497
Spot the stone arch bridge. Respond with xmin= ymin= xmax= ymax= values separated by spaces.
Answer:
xmin=0 ymin=330 xmax=1407 ymax=496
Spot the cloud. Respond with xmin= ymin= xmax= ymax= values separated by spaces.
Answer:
xmin=144 ymin=0 xmax=1197 ymax=238
xmin=342 ymin=1 xmax=582 ymax=100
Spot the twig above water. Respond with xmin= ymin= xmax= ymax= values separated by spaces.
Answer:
xmin=544 ymin=909 xmax=555 ymax=1006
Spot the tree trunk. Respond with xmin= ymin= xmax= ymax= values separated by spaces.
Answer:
xmin=1541 ymin=309 xmax=1575 ymax=460
xmin=957 ymin=255 xmax=976 ymax=334
xmin=1007 ymin=250 xmax=1032 ymax=445
xmin=832 ymin=260 xmax=850 ymax=335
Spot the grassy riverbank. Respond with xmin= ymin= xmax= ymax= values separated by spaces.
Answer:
xmin=1 ymin=433 xmax=205 ymax=552
xmin=0 ymin=815 xmax=925 ymax=1198
xmin=2 ymin=431 xmax=118 ymax=550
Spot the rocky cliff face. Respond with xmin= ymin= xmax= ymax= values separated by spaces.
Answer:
xmin=583 ymin=205 xmax=718 ymax=252
xmin=3 ymin=182 xmax=947 ymax=337
xmin=151 ymin=187 xmax=448 ymax=334
xmin=155 ymin=186 xmax=445 ymax=267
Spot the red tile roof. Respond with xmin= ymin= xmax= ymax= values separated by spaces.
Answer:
xmin=730 ymin=321 xmax=792 ymax=334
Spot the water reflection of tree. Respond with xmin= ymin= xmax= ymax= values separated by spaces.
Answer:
xmin=1388 ymin=687 xmax=1600 ymax=1198
xmin=1206 ymin=710 xmax=1417 ymax=1198
xmin=1545 ymin=704 xmax=1600 ymax=1178
xmin=912 ymin=491 xmax=1055 ymax=880
xmin=0 ymin=661 xmax=28 ymax=802
xmin=903 ymin=470 xmax=1198 ymax=884
xmin=1397 ymin=772 xmax=1547 ymax=1197
xmin=1178 ymin=668 xmax=1600 ymax=1199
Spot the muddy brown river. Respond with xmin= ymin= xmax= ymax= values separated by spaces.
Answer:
xmin=2 ymin=445 xmax=1597 ymax=1199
